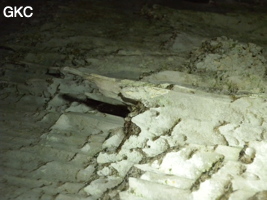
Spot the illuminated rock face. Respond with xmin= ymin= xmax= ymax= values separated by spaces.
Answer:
xmin=64 ymin=67 xmax=267 ymax=200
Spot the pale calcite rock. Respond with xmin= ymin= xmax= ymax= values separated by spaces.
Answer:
xmin=63 ymin=66 xmax=267 ymax=200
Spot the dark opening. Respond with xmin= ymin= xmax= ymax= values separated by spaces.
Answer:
xmin=61 ymin=94 xmax=130 ymax=118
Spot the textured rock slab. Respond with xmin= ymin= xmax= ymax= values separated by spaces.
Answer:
xmin=63 ymin=67 xmax=267 ymax=199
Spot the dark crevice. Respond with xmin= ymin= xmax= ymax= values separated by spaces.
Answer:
xmin=61 ymin=94 xmax=130 ymax=118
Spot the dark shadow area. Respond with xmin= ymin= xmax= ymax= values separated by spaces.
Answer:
xmin=155 ymin=0 xmax=266 ymax=13
xmin=61 ymin=94 xmax=130 ymax=118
